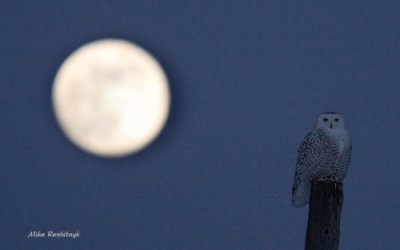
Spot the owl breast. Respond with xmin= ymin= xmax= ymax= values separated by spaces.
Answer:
xmin=325 ymin=129 xmax=350 ymax=156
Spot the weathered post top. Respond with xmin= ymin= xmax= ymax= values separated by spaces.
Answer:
xmin=305 ymin=181 xmax=343 ymax=250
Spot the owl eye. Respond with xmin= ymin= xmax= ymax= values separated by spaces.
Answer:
xmin=334 ymin=118 xmax=339 ymax=122
xmin=323 ymin=118 xmax=328 ymax=122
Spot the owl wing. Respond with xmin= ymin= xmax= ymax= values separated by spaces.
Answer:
xmin=341 ymin=144 xmax=352 ymax=177
xmin=292 ymin=129 xmax=336 ymax=187
xmin=292 ymin=130 xmax=320 ymax=197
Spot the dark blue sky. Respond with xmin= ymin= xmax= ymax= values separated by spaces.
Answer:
xmin=1 ymin=1 xmax=400 ymax=249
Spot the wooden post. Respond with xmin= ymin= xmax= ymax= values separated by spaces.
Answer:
xmin=305 ymin=181 xmax=343 ymax=250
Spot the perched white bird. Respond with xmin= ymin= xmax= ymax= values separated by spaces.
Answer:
xmin=291 ymin=112 xmax=352 ymax=208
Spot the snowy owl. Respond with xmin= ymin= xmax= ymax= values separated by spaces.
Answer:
xmin=291 ymin=112 xmax=352 ymax=208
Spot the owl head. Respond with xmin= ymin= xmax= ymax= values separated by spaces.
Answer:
xmin=315 ymin=112 xmax=346 ymax=131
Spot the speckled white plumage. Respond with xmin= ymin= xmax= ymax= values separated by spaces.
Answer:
xmin=291 ymin=112 xmax=352 ymax=208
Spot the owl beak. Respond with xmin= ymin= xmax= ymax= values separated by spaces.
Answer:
xmin=330 ymin=123 xmax=333 ymax=129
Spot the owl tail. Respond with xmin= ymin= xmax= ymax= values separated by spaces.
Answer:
xmin=291 ymin=181 xmax=311 ymax=208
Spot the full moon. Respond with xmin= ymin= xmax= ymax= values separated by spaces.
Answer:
xmin=52 ymin=39 xmax=170 ymax=157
